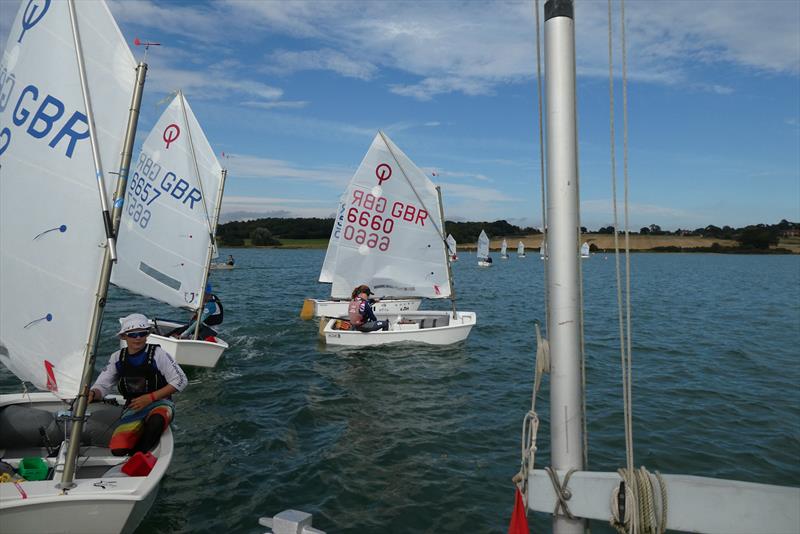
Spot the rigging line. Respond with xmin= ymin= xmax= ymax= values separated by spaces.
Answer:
xmin=621 ymin=0 xmax=635 ymax=476
xmin=534 ymin=0 xmax=549 ymax=334
xmin=178 ymin=91 xmax=215 ymax=240
xmin=571 ymin=0 xmax=589 ymax=474
xmin=378 ymin=131 xmax=445 ymax=241
xmin=607 ymin=0 xmax=634 ymax=479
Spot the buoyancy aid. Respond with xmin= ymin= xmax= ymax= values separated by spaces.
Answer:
xmin=348 ymin=298 xmax=365 ymax=326
xmin=115 ymin=344 xmax=168 ymax=400
xmin=204 ymin=294 xmax=224 ymax=326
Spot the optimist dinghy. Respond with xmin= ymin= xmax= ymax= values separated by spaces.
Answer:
xmin=517 ymin=241 xmax=527 ymax=258
xmin=500 ymin=239 xmax=509 ymax=259
xmin=111 ymin=92 xmax=229 ymax=368
xmin=477 ymin=230 xmax=492 ymax=267
xmin=320 ymin=132 xmax=476 ymax=346
xmin=446 ymin=234 xmax=459 ymax=262
xmin=0 ymin=1 xmax=170 ymax=530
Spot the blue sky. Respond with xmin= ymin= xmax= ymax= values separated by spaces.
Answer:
xmin=2 ymin=0 xmax=798 ymax=230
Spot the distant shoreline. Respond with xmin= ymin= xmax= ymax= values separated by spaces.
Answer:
xmin=221 ymin=234 xmax=799 ymax=254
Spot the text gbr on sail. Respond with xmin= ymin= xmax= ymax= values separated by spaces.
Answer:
xmin=0 ymin=78 xmax=89 ymax=159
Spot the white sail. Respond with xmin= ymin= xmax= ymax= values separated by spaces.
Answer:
xmin=0 ymin=0 xmax=136 ymax=398
xmin=477 ymin=230 xmax=490 ymax=260
xmin=501 ymin=239 xmax=508 ymax=256
xmin=112 ymin=92 xmax=222 ymax=311
xmin=580 ymin=241 xmax=590 ymax=257
xmin=518 ymin=241 xmax=525 ymax=255
xmin=319 ymin=193 xmax=347 ymax=283
xmin=446 ymin=234 xmax=457 ymax=257
xmin=330 ymin=132 xmax=451 ymax=299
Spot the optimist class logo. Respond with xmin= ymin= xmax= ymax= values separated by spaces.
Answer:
xmin=375 ymin=163 xmax=392 ymax=186
xmin=163 ymin=124 xmax=180 ymax=149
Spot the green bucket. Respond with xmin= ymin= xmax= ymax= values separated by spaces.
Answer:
xmin=18 ymin=457 xmax=48 ymax=481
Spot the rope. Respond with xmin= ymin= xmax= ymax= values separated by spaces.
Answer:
xmin=533 ymin=0 xmax=549 ymax=332
xmin=545 ymin=467 xmax=577 ymax=519
xmin=514 ymin=321 xmax=550 ymax=505
xmin=610 ymin=467 xmax=668 ymax=534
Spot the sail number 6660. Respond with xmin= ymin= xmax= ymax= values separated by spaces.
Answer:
xmin=343 ymin=224 xmax=390 ymax=251
xmin=346 ymin=207 xmax=395 ymax=234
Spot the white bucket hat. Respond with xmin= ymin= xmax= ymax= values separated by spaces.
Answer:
xmin=117 ymin=313 xmax=151 ymax=336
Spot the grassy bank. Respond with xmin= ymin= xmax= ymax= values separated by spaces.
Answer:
xmin=221 ymin=234 xmax=798 ymax=253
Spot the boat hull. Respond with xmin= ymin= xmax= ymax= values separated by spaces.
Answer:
xmin=0 ymin=393 xmax=172 ymax=534
xmin=209 ymin=263 xmax=234 ymax=270
xmin=304 ymin=298 xmax=422 ymax=319
xmin=323 ymin=311 xmax=476 ymax=346
xmin=477 ymin=261 xmax=492 ymax=267
xmin=117 ymin=319 xmax=229 ymax=368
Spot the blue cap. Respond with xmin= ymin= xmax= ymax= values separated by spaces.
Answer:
xmin=205 ymin=282 xmax=212 ymax=293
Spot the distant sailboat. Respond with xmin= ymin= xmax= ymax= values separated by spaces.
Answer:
xmin=580 ymin=241 xmax=590 ymax=258
xmin=112 ymin=92 xmax=229 ymax=368
xmin=517 ymin=241 xmax=526 ymax=258
xmin=447 ymin=234 xmax=458 ymax=262
xmin=500 ymin=239 xmax=509 ymax=259
xmin=477 ymin=230 xmax=492 ymax=267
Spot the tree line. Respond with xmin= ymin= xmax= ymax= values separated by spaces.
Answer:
xmin=217 ymin=217 xmax=797 ymax=250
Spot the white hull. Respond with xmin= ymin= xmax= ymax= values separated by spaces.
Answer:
xmin=119 ymin=319 xmax=229 ymax=368
xmin=323 ymin=310 xmax=476 ymax=346
xmin=149 ymin=334 xmax=229 ymax=368
xmin=477 ymin=261 xmax=492 ymax=267
xmin=501 ymin=255 xmax=509 ymax=260
xmin=0 ymin=393 xmax=172 ymax=534
xmin=304 ymin=298 xmax=422 ymax=319
xmin=518 ymin=254 xmax=526 ymax=258
xmin=209 ymin=263 xmax=235 ymax=270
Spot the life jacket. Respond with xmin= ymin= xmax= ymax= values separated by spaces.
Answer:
xmin=115 ymin=344 xmax=168 ymax=400
xmin=204 ymin=294 xmax=224 ymax=326
xmin=348 ymin=298 xmax=365 ymax=326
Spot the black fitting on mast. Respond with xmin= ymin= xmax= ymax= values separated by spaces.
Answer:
xmin=545 ymin=0 xmax=574 ymax=21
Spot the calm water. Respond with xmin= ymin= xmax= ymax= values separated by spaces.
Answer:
xmin=2 ymin=250 xmax=799 ymax=533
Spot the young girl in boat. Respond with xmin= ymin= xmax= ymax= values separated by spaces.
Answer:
xmin=348 ymin=285 xmax=389 ymax=332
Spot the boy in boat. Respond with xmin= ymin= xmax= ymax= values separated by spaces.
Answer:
xmin=349 ymin=285 xmax=389 ymax=332
xmin=226 ymin=255 xmax=235 ymax=266
xmin=88 ymin=313 xmax=188 ymax=456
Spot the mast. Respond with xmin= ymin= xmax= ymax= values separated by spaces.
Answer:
xmin=544 ymin=1 xmax=585 ymax=532
xmin=59 ymin=47 xmax=148 ymax=489
xmin=436 ymin=186 xmax=458 ymax=318
xmin=194 ymin=168 xmax=227 ymax=340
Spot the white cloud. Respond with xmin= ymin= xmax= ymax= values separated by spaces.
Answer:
xmin=242 ymin=100 xmax=310 ymax=110
xmin=265 ymin=48 xmax=377 ymax=80
xmin=220 ymin=195 xmax=337 ymax=221
xmin=224 ymin=153 xmax=352 ymax=186
xmin=109 ymin=0 xmax=800 ymax=102
xmin=438 ymin=182 xmax=517 ymax=202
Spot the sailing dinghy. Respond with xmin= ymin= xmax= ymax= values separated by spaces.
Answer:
xmin=0 ymin=1 xmax=171 ymax=532
xmin=112 ymin=92 xmax=229 ymax=368
xmin=514 ymin=3 xmax=799 ymax=533
xmin=477 ymin=230 xmax=492 ymax=267
xmin=446 ymin=234 xmax=458 ymax=262
xmin=500 ymin=239 xmax=509 ymax=259
xmin=517 ymin=241 xmax=526 ymax=258
xmin=580 ymin=241 xmax=590 ymax=258
xmin=321 ymin=132 xmax=476 ymax=346
xmin=301 ymin=181 xmax=421 ymax=320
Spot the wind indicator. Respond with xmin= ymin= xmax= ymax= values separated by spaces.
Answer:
xmin=133 ymin=37 xmax=161 ymax=61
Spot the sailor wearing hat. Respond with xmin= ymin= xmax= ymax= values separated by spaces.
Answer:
xmin=88 ymin=313 xmax=188 ymax=456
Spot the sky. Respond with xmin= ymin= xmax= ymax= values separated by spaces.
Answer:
xmin=1 ymin=0 xmax=798 ymax=231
